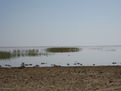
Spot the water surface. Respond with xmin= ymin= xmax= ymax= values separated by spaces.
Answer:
xmin=0 ymin=46 xmax=121 ymax=67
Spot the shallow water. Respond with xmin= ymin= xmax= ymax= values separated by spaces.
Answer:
xmin=0 ymin=46 xmax=121 ymax=67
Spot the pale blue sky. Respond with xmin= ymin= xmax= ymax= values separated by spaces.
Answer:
xmin=0 ymin=0 xmax=121 ymax=46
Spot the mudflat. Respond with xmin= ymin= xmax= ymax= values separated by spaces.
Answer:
xmin=0 ymin=66 xmax=121 ymax=91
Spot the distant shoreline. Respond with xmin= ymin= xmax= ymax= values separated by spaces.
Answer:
xmin=0 ymin=45 xmax=121 ymax=48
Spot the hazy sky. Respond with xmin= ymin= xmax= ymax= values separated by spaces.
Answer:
xmin=0 ymin=0 xmax=121 ymax=46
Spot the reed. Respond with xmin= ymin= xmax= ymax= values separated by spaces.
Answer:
xmin=0 ymin=49 xmax=49 ymax=60
xmin=0 ymin=51 xmax=12 ymax=59
xmin=46 ymin=47 xmax=80 ymax=53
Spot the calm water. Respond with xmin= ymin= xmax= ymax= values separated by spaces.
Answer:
xmin=0 ymin=46 xmax=121 ymax=67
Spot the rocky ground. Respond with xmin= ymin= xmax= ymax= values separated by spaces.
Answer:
xmin=0 ymin=66 xmax=121 ymax=91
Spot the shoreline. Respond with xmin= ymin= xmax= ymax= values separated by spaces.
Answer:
xmin=0 ymin=65 xmax=121 ymax=68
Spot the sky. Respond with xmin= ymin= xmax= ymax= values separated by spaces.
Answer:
xmin=0 ymin=0 xmax=121 ymax=46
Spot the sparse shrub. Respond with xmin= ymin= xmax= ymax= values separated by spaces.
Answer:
xmin=112 ymin=62 xmax=117 ymax=65
xmin=21 ymin=62 xmax=25 ymax=68
xmin=67 ymin=63 xmax=70 ymax=66
xmin=93 ymin=64 xmax=95 ymax=66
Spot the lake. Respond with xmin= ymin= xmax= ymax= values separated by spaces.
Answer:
xmin=0 ymin=46 xmax=121 ymax=67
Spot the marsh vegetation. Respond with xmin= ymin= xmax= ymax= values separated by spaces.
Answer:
xmin=0 ymin=49 xmax=48 ymax=59
xmin=0 ymin=51 xmax=12 ymax=59
xmin=46 ymin=47 xmax=80 ymax=53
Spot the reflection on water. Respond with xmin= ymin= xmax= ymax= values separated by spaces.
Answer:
xmin=0 ymin=47 xmax=80 ymax=59
xmin=0 ymin=46 xmax=121 ymax=67
xmin=0 ymin=49 xmax=49 ymax=59
xmin=105 ymin=49 xmax=116 ymax=52
xmin=0 ymin=51 xmax=11 ymax=59
xmin=46 ymin=47 xmax=80 ymax=53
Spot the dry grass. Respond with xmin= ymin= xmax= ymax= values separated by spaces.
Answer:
xmin=0 ymin=66 xmax=121 ymax=91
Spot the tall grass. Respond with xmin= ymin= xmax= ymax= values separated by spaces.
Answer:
xmin=0 ymin=49 xmax=49 ymax=60
xmin=0 ymin=51 xmax=12 ymax=59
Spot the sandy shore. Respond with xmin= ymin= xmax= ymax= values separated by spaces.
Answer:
xmin=0 ymin=66 xmax=121 ymax=91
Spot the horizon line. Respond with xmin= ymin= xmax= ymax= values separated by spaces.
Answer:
xmin=0 ymin=45 xmax=121 ymax=48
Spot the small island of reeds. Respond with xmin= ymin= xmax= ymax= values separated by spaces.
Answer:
xmin=46 ymin=47 xmax=80 ymax=53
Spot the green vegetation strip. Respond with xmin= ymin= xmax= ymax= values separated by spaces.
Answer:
xmin=0 ymin=49 xmax=48 ymax=60
xmin=0 ymin=51 xmax=11 ymax=59
xmin=46 ymin=47 xmax=80 ymax=53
